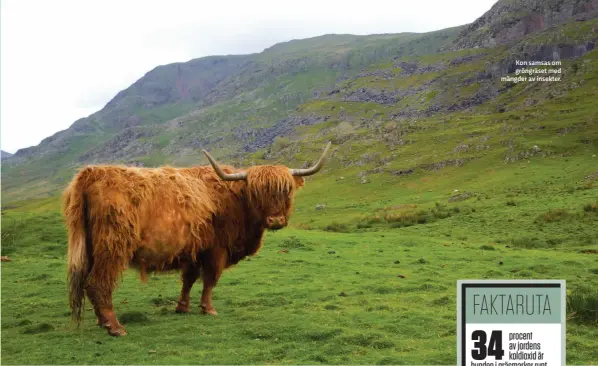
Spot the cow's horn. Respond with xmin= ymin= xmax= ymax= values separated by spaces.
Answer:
xmin=202 ymin=150 xmax=248 ymax=181
xmin=290 ymin=142 xmax=332 ymax=177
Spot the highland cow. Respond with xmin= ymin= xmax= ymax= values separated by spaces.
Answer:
xmin=64 ymin=142 xmax=331 ymax=336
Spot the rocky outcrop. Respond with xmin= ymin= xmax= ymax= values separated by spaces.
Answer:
xmin=394 ymin=61 xmax=447 ymax=76
xmin=78 ymin=127 xmax=157 ymax=163
xmin=343 ymin=88 xmax=401 ymax=105
xmin=504 ymin=41 xmax=593 ymax=74
xmin=453 ymin=0 xmax=598 ymax=49
xmin=421 ymin=158 xmax=472 ymax=171
xmin=242 ymin=115 xmax=324 ymax=152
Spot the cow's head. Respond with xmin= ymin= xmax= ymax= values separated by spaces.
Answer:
xmin=203 ymin=142 xmax=331 ymax=230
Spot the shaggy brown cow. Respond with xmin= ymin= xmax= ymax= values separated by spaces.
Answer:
xmin=65 ymin=142 xmax=331 ymax=336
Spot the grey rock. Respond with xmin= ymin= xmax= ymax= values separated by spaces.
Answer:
xmin=453 ymin=0 xmax=598 ymax=50
xmin=449 ymin=191 xmax=477 ymax=202
xmin=242 ymin=115 xmax=323 ymax=152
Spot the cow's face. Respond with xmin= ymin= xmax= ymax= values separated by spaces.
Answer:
xmin=202 ymin=142 xmax=330 ymax=230
xmin=246 ymin=166 xmax=304 ymax=230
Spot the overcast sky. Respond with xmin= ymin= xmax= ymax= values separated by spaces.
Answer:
xmin=0 ymin=0 xmax=498 ymax=153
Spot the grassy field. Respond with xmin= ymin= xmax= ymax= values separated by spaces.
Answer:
xmin=1 ymin=150 xmax=597 ymax=364
xmin=2 ymin=11 xmax=598 ymax=366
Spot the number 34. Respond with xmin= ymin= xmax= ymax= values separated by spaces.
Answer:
xmin=472 ymin=330 xmax=505 ymax=360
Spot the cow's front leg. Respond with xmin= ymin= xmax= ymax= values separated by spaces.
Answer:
xmin=199 ymin=247 xmax=227 ymax=316
xmin=175 ymin=262 xmax=201 ymax=313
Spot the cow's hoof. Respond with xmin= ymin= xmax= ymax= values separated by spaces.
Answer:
xmin=103 ymin=322 xmax=127 ymax=336
xmin=176 ymin=300 xmax=190 ymax=313
xmin=201 ymin=306 xmax=218 ymax=316
xmin=175 ymin=306 xmax=190 ymax=314
xmin=107 ymin=327 xmax=127 ymax=337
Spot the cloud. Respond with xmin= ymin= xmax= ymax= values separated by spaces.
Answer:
xmin=0 ymin=0 xmax=498 ymax=153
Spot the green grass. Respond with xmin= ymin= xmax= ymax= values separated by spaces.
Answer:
xmin=2 ymin=11 xmax=598 ymax=365
xmin=2 ymin=145 xmax=598 ymax=364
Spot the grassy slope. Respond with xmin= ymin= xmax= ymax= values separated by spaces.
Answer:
xmin=1 ymin=183 xmax=597 ymax=364
xmin=2 ymin=17 xmax=598 ymax=366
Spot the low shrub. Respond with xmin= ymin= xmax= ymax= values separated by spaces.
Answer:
xmin=583 ymin=201 xmax=598 ymax=214
xmin=279 ymin=236 xmax=313 ymax=250
xmin=323 ymin=222 xmax=351 ymax=233
xmin=537 ymin=208 xmax=570 ymax=223
xmin=567 ymin=285 xmax=598 ymax=325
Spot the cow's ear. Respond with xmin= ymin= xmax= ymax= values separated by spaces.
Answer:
xmin=293 ymin=176 xmax=305 ymax=188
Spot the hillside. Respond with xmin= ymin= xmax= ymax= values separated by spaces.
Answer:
xmin=0 ymin=28 xmax=462 ymax=202
xmin=1 ymin=150 xmax=13 ymax=160
xmin=2 ymin=0 xmax=598 ymax=205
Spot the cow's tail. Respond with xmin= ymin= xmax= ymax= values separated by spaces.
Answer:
xmin=64 ymin=168 xmax=93 ymax=325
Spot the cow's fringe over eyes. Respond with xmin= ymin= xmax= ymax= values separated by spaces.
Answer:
xmin=246 ymin=166 xmax=300 ymax=211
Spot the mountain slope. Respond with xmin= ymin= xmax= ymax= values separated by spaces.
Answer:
xmin=1 ymin=28 xmax=464 ymax=202
xmin=1 ymin=150 xmax=13 ymax=160
xmin=1 ymin=0 xmax=597 ymax=206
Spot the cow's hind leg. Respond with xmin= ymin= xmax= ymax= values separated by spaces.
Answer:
xmin=199 ymin=247 xmax=227 ymax=316
xmin=85 ymin=250 xmax=128 ymax=336
xmin=175 ymin=263 xmax=201 ymax=313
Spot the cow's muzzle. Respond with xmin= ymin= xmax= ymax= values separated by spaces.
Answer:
xmin=266 ymin=216 xmax=287 ymax=230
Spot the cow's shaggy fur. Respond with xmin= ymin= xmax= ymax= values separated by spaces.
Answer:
xmin=64 ymin=163 xmax=304 ymax=336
